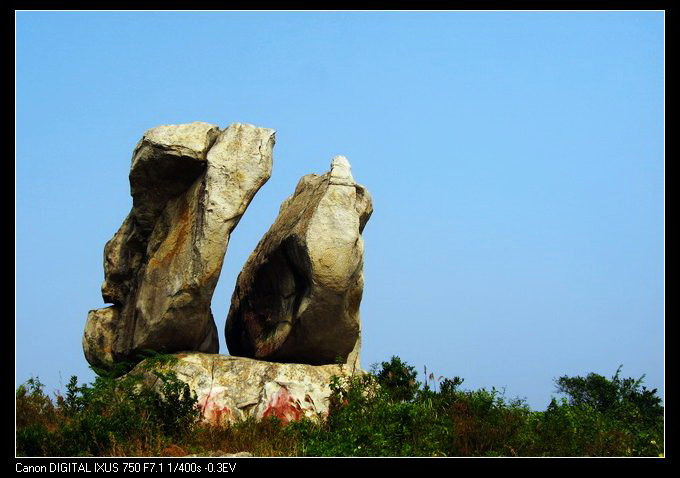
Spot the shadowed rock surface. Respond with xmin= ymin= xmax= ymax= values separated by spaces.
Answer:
xmin=83 ymin=122 xmax=275 ymax=372
xmin=135 ymin=352 xmax=359 ymax=426
xmin=225 ymin=156 xmax=372 ymax=368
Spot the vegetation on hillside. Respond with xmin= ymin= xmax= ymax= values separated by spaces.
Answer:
xmin=15 ymin=355 xmax=664 ymax=457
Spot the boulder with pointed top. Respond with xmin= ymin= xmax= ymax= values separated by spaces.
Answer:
xmin=83 ymin=122 xmax=275 ymax=372
xmin=225 ymin=156 xmax=372 ymax=368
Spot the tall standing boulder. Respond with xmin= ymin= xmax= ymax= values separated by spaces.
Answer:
xmin=83 ymin=122 xmax=275 ymax=372
xmin=225 ymin=156 xmax=372 ymax=369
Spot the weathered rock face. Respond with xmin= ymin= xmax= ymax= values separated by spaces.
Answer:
xmin=84 ymin=122 xmax=275 ymax=372
xmin=136 ymin=353 xmax=357 ymax=425
xmin=225 ymin=156 xmax=372 ymax=368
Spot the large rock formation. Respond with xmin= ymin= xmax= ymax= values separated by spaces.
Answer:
xmin=135 ymin=352 xmax=359 ymax=426
xmin=83 ymin=122 xmax=275 ymax=371
xmin=225 ymin=156 xmax=372 ymax=368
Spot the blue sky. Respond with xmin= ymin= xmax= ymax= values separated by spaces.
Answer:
xmin=16 ymin=11 xmax=664 ymax=410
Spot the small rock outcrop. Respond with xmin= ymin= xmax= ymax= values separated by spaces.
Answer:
xmin=225 ymin=156 xmax=373 ymax=368
xmin=137 ymin=353 xmax=358 ymax=425
xmin=83 ymin=122 xmax=275 ymax=371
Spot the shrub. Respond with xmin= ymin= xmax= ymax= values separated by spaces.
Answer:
xmin=374 ymin=356 xmax=420 ymax=402
xmin=555 ymin=366 xmax=663 ymax=425
xmin=292 ymin=371 xmax=450 ymax=456
xmin=549 ymin=366 xmax=664 ymax=456
xmin=15 ymin=354 xmax=200 ymax=456
xmin=290 ymin=359 xmax=663 ymax=457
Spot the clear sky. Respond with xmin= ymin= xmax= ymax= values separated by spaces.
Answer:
xmin=16 ymin=11 xmax=664 ymax=410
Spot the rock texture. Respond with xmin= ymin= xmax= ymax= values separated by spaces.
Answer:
xmin=185 ymin=451 xmax=253 ymax=458
xmin=84 ymin=122 xmax=275 ymax=371
xmin=136 ymin=353 xmax=357 ymax=426
xmin=225 ymin=156 xmax=372 ymax=368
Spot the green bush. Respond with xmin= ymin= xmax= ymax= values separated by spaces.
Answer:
xmin=374 ymin=356 xmax=420 ymax=402
xmin=555 ymin=366 xmax=663 ymax=425
xmin=289 ymin=372 xmax=451 ymax=456
xmin=287 ymin=359 xmax=663 ymax=457
xmin=536 ymin=366 xmax=665 ymax=456
xmin=288 ymin=360 xmax=530 ymax=456
xmin=16 ymin=354 xmax=199 ymax=456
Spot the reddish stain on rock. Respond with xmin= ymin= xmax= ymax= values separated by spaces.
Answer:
xmin=198 ymin=391 xmax=233 ymax=425
xmin=262 ymin=386 xmax=303 ymax=424
xmin=208 ymin=404 xmax=232 ymax=424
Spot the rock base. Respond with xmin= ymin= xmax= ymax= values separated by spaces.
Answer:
xmin=135 ymin=353 xmax=360 ymax=426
